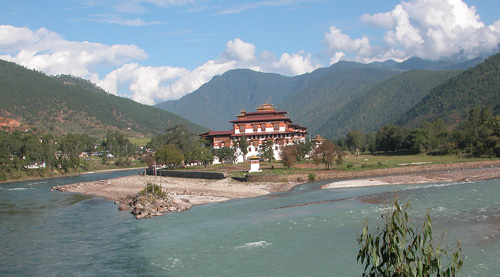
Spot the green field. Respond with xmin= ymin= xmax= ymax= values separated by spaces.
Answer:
xmin=129 ymin=137 xmax=151 ymax=146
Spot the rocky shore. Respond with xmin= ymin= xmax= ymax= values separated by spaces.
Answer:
xmin=117 ymin=193 xmax=192 ymax=219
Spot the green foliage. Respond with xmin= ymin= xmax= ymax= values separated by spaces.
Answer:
xmin=236 ymin=135 xmax=250 ymax=162
xmin=375 ymin=124 xmax=411 ymax=152
xmin=338 ymin=106 xmax=500 ymax=157
xmin=0 ymin=60 xmax=205 ymax=137
xmin=147 ymin=125 xmax=209 ymax=165
xmin=282 ymin=66 xmax=400 ymax=137
xmin=320 ymin=70 xmax=461 ymax=139
xmin=308 ymin=173 xmax=316 ymax=181
xmin=213 ymin=146 xmax=235 ymax=163
xmin=155 ymin=144 xmax=184 ymax=168
xmin=399 ymin=53 xmax=500 ymax=129
xmin=358 ymin=201 xmax=464 ymax=276
xmin=259 ymin=140 xmax=275 ymax=162
xmin=102 ymin=130 xmax=136 ymax=158
xmin=294 ymin=139 xmax=312 ymax=161
xmin=139 ymin=183 xmax=166 ymax=198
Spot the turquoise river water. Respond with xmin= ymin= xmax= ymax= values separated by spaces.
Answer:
xmin=1 ymin=169 xmax=499 ymax=276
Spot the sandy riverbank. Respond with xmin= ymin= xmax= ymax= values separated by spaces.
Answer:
xmin=323 ymin=166 xmax=500 ymax=189
xmin=55 ymin=161 xmax=500 ymax=207
xmin=57 ymin=174 xmax=299 ymax=206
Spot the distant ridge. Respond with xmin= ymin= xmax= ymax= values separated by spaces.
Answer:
xmin=317 ymin=69 xmax=462 ymax=139
xmin=0 ymin=59 xmax=206 ymax=137
xmin=155 ymin=56 xmax=483 ymax=138
xmin=398 ymin=53 xmax=500 ymax=128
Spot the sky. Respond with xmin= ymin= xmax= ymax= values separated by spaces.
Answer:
xmin=1 ymin=0 xmax=500 ymax=105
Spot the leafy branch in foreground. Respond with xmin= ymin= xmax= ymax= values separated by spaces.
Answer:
xmin=357 ymin=201 xmax=464 ymax=276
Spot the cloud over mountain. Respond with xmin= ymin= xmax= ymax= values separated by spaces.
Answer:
xmin=0 ymin=25 xmax=318 ymax=104
xmin=325 ymin=0 xmax=500 ymax=63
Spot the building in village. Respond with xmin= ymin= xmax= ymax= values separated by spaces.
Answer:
xmin=200 ymin=103 xmax=308 ymax=164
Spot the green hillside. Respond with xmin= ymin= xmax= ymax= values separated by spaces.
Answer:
xmin=156 ymin=62 xmax=400 ymax=131
xmin=156 ymin=69 xmax=308 ymax=131
xmin=398 ymin=53 xmax=500 ymax=128
xmin=280 ymin=66 xmax=400 ymax=136
xmin=0 ymin=60 xmax=206 ymax=137
xmin=318 ymin=70 xmax=462 ymax=139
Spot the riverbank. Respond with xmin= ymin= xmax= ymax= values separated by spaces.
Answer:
xmin=54 ymin=173 xmax=299 ymax=206
xmin=0 ymin=166 xmax=146 ymax=185
xmin=53 ymin=160 xmax=500 ymax=209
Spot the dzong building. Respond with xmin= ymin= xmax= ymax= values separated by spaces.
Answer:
xmin=200 ymin=103 xmax=308 ymax=163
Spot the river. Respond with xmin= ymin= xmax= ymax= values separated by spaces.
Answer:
xmin=1 ymin=169 xmax=499 ymax=276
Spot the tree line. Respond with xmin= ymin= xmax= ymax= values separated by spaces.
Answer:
xmin=338 ymin=106 xmax=500 ymax=158
xmin=0 ymin=129 xmax=138 ymax=181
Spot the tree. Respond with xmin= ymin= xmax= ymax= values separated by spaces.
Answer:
xmin=310 ymin=145 xmax=323 ymax=171
xmin=213 ymin=146 xmax=235 ymax=163
xmin=102 ymin=130 xmax=136 ymax=157
xmin=375 ymin=124 xmax=410 ymax=152
xmin=188 ymin=145 xmax=213 ymax=167
xmin=345 ymin=130 xmax=365 ymax=155
xmin=259 ymin=140 xmax=275 ymax=162
xmin=281 ymin=145 xmax=298 ymax=169
xmin=315 ymin=140 xmax=336 ymax=169
xmin=147 ymin=125 xmax=199 ymax=164
xmin=237 ymin=135 xmax=250 ymax=162
xmin=155 ymin=144 xmax=184 ymax=168
xmin=358 ymin=201 xmax=464 ymax=277
xmin=143 ymin=154 xmax=155 ymax=169
xmin=198 ymin=147 xmax=214 ymax=167
xmin=294 ymin=139 xmax=312 ymax=161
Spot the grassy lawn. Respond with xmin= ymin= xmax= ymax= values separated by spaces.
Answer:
xmin=129 ymin=137 xmax=151 ymax=146
xmin=343 ymin=153 xmax=497 ymax=168
xmin=183 ymin=153 xmax=500 ymax=178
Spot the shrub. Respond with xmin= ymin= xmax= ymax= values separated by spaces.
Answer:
xmin=308 ymin=173 xmax=316 ymax=181
xmin=139 ymin=183 xmax=166 ymax=198
xmin=358 ymin=201 xmax=463 ymax=276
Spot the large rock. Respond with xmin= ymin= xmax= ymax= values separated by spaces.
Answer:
xmin=118 ymin=191 xmax=192 ymax=219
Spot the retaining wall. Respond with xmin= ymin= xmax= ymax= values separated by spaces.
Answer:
xmin=146 ymin=169 xmax=227 ymax=180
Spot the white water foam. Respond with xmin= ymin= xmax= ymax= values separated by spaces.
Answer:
xmin=7 ymin=187 xmax=33 ymax=191
xmin=235 ymin=240 xmax=272 ymax=249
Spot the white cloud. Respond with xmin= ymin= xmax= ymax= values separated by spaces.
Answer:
xmin=222 ymin=38 xmax=257 ymax=63
xmin=326 ymin=0 xmax=500 ymax=62
xmin=0 ymin=26 xmax=320 ymax=105
xmin=360 ymin=11 xmax=396 ymax=29
xmin=324 ymin=26 xmax=377 ymax=62
xmin=89 ymin=14 xmax=165 ymax=26
xmin=97 ymin=38 xmax=320 ymax=104
xmin=0 ymin=26 xmax=147 ymax=78
xmin=329 ymin=52 xmax=345 ymax=65
xmin=271 ymin=51 xmax=321 ymax=76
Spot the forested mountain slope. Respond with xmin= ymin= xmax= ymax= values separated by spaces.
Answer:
xmin=155 ymin=69 xmax=302 ymax=131
xmin=280 ymin=67 xmax=400 ymax=136
xmin=318 ymin=70 xmax=462 ymax=139
xmin=156 ymin=57 xmax=482 ymax=133
xmin=156 ymin=62 xmax=400 ymax=131
xmin=0 ymin=60 xmax=205 ymax=137
xmin=398 ymin=53 xmax=500 ymax=128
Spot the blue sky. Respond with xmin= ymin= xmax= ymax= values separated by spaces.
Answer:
xmin=1 ymin=0 xmax=500 ymax=105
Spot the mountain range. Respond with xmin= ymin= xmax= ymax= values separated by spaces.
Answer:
xmin=2 ymin=53 xmax=499 ymax=141
xmin=156 ymin=55 xmax=494 ymax=139
xmin=0 ymin=60 xmax=205 ymax=137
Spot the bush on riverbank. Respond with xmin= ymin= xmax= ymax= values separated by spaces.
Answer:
xmin=138 ymin=183 xmax=166 ymax=198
